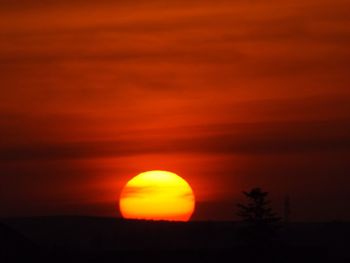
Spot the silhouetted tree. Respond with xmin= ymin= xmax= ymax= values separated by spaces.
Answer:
xmin=237 ymin=187 xmax=281 ymax=245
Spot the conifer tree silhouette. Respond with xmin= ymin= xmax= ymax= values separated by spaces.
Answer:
xmin=237 ymin=187 xmax=280 ymax=244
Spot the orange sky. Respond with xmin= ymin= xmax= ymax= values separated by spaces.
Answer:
xmin=0 ymin=0 xmax=350 ymax=220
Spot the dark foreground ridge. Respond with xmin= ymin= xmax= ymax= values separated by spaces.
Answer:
xmin=1 ymin=216 xmax=349 ymax=263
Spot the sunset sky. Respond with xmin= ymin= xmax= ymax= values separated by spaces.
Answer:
xmin=1 ymin=0 xmax=349 ymax=221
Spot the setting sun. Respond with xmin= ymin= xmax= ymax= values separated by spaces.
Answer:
xmin=119 ymin=171 xmax=195 ymax=221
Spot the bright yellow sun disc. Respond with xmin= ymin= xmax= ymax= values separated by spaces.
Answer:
xmin=119 ymin=170 xmax=195 ymax=221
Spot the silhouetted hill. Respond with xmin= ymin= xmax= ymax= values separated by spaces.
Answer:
xmin=0 ymin=222 xmax=39 ymax=262
xmin=1 ymin=217 xmax=350 ymax=262
xmin=2 ymin=216 xmax=236 ymax=250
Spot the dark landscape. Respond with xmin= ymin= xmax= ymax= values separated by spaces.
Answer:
xmin=1 ymin=216 xmax=349 ymax=263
